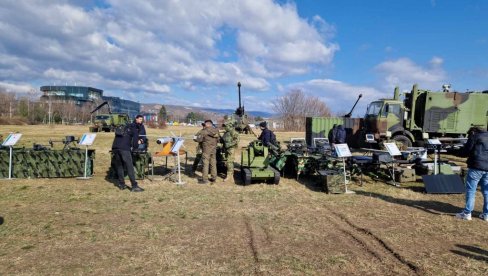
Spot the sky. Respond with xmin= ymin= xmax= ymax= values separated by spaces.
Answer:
xmin=0 ymin=0 xmax=487 ymax=116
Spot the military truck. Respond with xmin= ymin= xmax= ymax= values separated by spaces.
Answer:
xmin=364 ymin=84 xmax=488 ymax=148
xmin=89 ymin=101 xmax=130 ymax=132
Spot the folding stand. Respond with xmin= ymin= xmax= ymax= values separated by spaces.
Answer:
xmin=2 ymin=133 xmax=22 ymax=180
xmin=334 ymin=143 xmax=355 ymax=194
xmin=77 ymin=145 xmax=91 ymax=180
xmin=7 ymin=146 xmax=13 ymax=180
xmin=77 ymin=133 xmax=96 ymax=180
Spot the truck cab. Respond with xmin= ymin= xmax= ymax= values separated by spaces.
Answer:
xmin=364 ymin=98 xmax=412 ymax=149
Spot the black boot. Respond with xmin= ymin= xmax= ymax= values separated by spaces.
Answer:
xmin=131 ymin=183 xmax=144 ymax=192
xmin=117 ymin=183 xmax=128 ymax=190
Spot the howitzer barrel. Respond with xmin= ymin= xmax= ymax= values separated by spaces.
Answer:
xmin=238 ymin=82 xmax=242 ymax=110
xmin=344 ymin=94 xmax=362 ymax=118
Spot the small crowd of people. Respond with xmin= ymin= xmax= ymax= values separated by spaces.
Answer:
xmin=111 ymin=114 xmax=276 ymax=188
xmin=191 ymin=120 xmax=273 ymax=184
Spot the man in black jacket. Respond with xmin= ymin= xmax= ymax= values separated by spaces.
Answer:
xmin=133 ymin=115 xmax=147 ymax=151
xmin=258 ymin=121 xmax=274 ymax=146
xmin=112 ymin=124 xmax=144 ymax=192
xmin=456 ymin=126 xmax=488 ymax=220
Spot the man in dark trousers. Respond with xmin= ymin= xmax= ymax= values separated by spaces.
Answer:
xmin=133 ymin=115 xmax=147 ymax=151
xmin=191 ymin=122 xmax=206 ymax=174
xmin=112 ymin=124 xmax=144 ymax=192
xmin=196 ymin=120 xmax=219 ymax=184
xmin=456 ymin=126 xmax=488 ymax=220
xmin=258 ymin=121 xmax=274 ymax=146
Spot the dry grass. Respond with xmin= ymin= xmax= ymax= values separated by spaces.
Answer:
xmin=1 ymin=125 xmax=488 ymax=275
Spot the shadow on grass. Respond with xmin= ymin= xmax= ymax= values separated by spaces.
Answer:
xmin=0 ymin=216 xmax=3 ymax=225
xmin=451 ymin=244 xmax=488 ymax=263
xmin=354 ymin=190 xmax=461 ymax=215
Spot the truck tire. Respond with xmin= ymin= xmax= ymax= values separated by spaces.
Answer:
xmin=393 ymin=134 xmax=412 ymax=150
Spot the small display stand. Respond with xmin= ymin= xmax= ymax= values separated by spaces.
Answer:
xmin=427 ymin=139 xmax=442 ymax=175
xmin=334 ymin=143 xmax=354 ymax=194
xmin=383 ymin=142 xmax=402 ymax=186
xmin=2 ymin=133 xmax=22 ymax=180
xmin=77 ymin=133 xmax=96 ymax=180
xmin=171 ymin=138 xmax=185 ymax=185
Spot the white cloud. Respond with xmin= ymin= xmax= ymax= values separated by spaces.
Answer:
xmin=0 ymin=81 xmax=37 ymax=94
xmin=0 ymin=0 xmax=337 ymax=99
xmin=375 ymin=57 xmax=447 ymax=91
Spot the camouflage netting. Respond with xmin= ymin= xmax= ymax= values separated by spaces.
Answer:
xmin=107 ymin=151 xmax=152 ymax=180
xmin=0 ymin=148 xmax=95 ymax=178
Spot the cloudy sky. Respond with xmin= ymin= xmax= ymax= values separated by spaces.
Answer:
xmin=1 ymin=0 xmax=487 ymax=115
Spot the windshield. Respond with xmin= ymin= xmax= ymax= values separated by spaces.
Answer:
xmin=95 ymin=115 xmax=110 ymax=120
xmin=366 ymin=102 xmax=383 ymax=116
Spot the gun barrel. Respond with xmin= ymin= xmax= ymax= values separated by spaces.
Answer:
xmin=344 ymin=94 xmax=362 ymax=117
xmin=237 ymin=82 xmax=242 ymax=109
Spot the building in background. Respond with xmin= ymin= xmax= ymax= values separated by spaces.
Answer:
xmin=40 ymin=85 xmax=140 ymax=118
xmin=40 ymin=86 xmax=102 ymax=105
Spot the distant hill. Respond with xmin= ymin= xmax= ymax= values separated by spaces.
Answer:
xmin=141 ymin=104 xmax=274 ymax=119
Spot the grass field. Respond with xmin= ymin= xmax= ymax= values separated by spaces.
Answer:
xmin=1 ymin=125 xmax=488 ymax=275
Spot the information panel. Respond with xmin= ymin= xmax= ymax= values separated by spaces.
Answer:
xmin=79 ymin=133 xmax=97 ymax=146
xmin=335 ymin=143 xmax=352 ymax=158
xmin=2 ymin=133 xmax=22 ymax=146
xmin=384 ymin=142 xmax=402 ymax=156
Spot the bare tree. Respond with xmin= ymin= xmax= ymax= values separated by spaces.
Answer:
xmin=273 ymin=89 xmax=331 ymax=131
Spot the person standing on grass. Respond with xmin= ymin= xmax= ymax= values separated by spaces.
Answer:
xmin=196 ymin=120 xmax=219 ymax=184
xmin=112 ymin=124 xmax=144 ymax=192
xmin=132 ymin=114 xmax=148 ymax=151
xmin=456 ymin=126 xmax=488 ymax=220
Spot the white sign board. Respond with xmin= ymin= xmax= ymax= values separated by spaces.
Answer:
xmin=335 ymin=143 xmax=352 ymax=157
xmin=427 ymin=139 xmax=442 ymax=145
xmin=384 ymin=142 xmax=402 ymax=156
xmin=79 ymin=133 xmax=97 ymax=146
xmin=2 ymin=133 xmax=22 ymax=146
xmin=171 ymin=138 xmax=185 ymax=154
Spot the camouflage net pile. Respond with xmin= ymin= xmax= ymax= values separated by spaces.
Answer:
xmin=0 ymin=148 xmax=95 ymax=178
xmin=107 ymin=151 xmax=152 ymax=180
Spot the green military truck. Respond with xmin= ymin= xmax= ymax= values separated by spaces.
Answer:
xmin=89 ymin=101 xmax=130 ymax=132
xmin=364 ymin=84 xmax=488 ymax=148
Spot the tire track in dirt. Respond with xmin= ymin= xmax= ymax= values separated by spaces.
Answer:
xmin=243 ymin=215 xmax=260 ymax=275
xmin=321 ymin=205 xmax=421 ymax=275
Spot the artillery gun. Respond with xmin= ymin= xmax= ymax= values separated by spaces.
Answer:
xmin=232 ymin=82 xmax=255 ymax=134
xmin=89 ymin=101 xmax=130 ymax=132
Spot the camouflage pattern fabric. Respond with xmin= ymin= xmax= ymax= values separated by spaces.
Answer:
xmin=0 ymin=148 xmax=95 ymax=178
xmin=107 ymin=151 xmax=151 ymax=180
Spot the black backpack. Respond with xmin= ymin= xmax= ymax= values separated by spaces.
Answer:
xmin=270 ymin=130 xmax=277 ymax=145
xmin=115 ymin=124 xmax=129 ymax=137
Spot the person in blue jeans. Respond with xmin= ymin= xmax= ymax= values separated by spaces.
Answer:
xmin=456 ymin=126 xmax=488 ymax=221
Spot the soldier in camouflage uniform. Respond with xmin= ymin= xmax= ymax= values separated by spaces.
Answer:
xmin=196 ymin=120 xmax=219 ymax=184
xmin=191 ymin=123 xmax=206 ymax=174
xmin=221 ymin=120 xmax=239 ymax=182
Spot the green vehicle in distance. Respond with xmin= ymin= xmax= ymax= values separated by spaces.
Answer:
xmin=89 ymin=101 xmax=130 ymax=132
xmin=364 ymin=84 xmax=488 ymax=149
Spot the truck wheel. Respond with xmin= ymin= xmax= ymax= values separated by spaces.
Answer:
xmin=393 ymin=134 xmax=412 ymax=150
